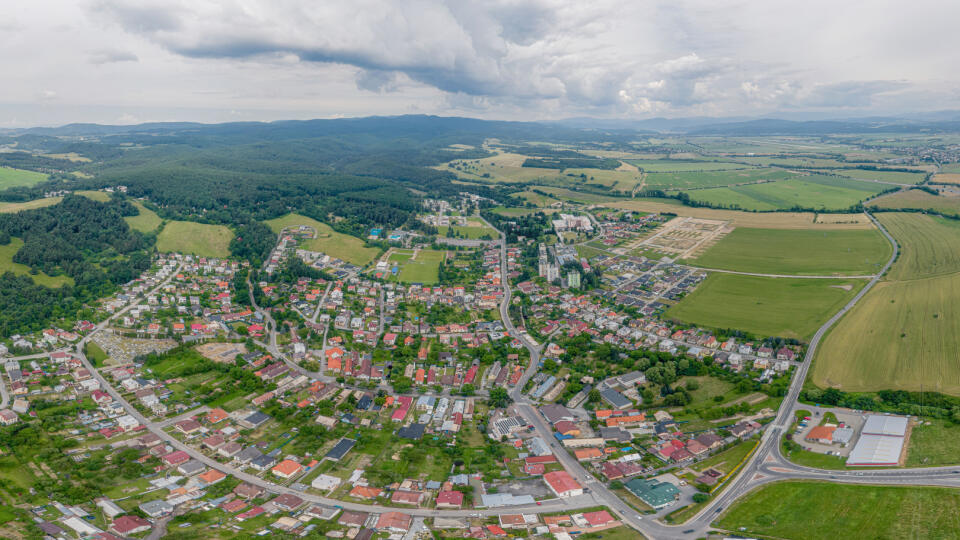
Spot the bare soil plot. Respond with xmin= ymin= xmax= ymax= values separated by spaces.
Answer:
xmin=196 ymin=342 xmax=248 ymax=363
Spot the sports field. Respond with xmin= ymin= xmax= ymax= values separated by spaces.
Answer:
xmin=666 ymin=273 xmax=864 ymax=340
xmin=0 ymin=197 xmax=61 ymax=213
xmin=716 ymin=481 xmax=960 ymax=540
xmin=386 ymin=249 xmax=446 ymax=284
xmin=0 ymin=166 xmax=48 ymax=188
xmin=265 ymin=213 xmax=379 ymax=266
xmin=437 ymin=218 xmax=498 ymax=239
xmin=812 ymin=213 xmax=960 ymax=394
xmin=0 ymin=238 xmax=73 ymax=287
xmin=124 ymin=202 xmax=163 ymax=233
xmin=645 ymin=167 xmax=797 ymax=190
xmin=683 ymin=176 xmax=887 ymax=211
xmin=689 ymin=227 xmax=891 ymax=275
xmin=870 ymin=189 xmax=960 ymax=216
xmin=156 ymin=221 xmax=234 ymax=258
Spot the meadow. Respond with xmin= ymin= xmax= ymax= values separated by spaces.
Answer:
xmin=123 ymin=201 xmax=163 ymax=233
xmin=265 ymin=213 xmax=379 ymax=266
xmin=75 ymin=190 xmax=111 ymax=202
xmin=645 ymin=167 xmax=797 ymax=190
xmin=812 ymin=213 xmax=960 ymax=394
xmin=386 ymin=249 xmax=446 ymax=284
xmin=156 ymin=221 xmax=234 ymax=258
xmin=688 ymin=227 xmax=891 ymax=275
xmin=0 ymin=197 xmax=61 ymax=213
xmin=0 ymin=237 xmax=74 ymax=287
xmin=0 ymin=166 xmax=48 ymax=188
xmin=666 ymin=273 xmax=864 ymax=340
xmin=683 ymin=176 xmax=888 ymax=211
xmin=716 ymin=481 xmax=960 ymax=540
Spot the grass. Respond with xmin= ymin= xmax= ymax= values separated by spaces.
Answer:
xmin=265 ymin=213 xmax=379 ymax=266
xmin=156 ymin=221 xmax=234 ymax=258
xmin=829 ymin=168 xmax=926 ymax=184
xmin=907 ymin=419 xmax=960 ymax=467
xmin=124 ymin=201 xmax=163 ymax=232
xmin=683 ymin=176 xmax=888 ymax=211
xmin=436 ymin=218 xmax=497 ymax=239
xmin=625 ymin=159 xmax=750 ymax=172
xmin=715 ymin=481 xmax=960 ymax=540
xmin=75 ymin=190 xmax=111 ymax=202
xmin=0 ymin=197 xmax=61 ymax=213
xmin=85 ymin=341 xmax=108 ymax=367
xmin=692 ymin=439 xmax=756 ymax=475
xmin=688 ymin=227 xmax=891 ymax=275
xmin=934 ymin=173 xmax=960 ymax=184
xmin=385 ymin=249 xmax=446 ymax=284
xmin=0 ymin=166 xmax=48 ymax=188
xmin=677 ymin=376 xmax=737 ymax=409
xmin=645 ymin=167 xmax=797 ymax=190
xmin=812 ymin=213 xmax=960 ymax=394
xmin=0 ymin=237 xmax=73 ymax=287
xmin=870 ymin=189 xmax=960 ymax=216
xmin=666 ymin=273 xmax=865 ymax=340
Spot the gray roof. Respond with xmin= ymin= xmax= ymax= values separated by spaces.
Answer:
xmin=397 ymin=423 xmax=426 ymax=440
xmin=540 ymin=403 xmax=574 ymax=424
xmin=862 ymin=415 xmax=908 ymax=437
xmin=479 ymin=493 xmax=536 ymax=507
xmin=177 ymin=459 xmax=205 ymax=476
xmin=324 ymin=438 xmax=357 ymax=461
xmin=140 ymin=499 xmax=174 ymax=516
xmin=600 ymin=387 xmax=631 ymax=409
xmin=243 ymin=411 xmax=271 ymax=427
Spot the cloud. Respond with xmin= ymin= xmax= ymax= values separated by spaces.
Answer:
xmin=89 ymin=48 xmax=139 ymax=64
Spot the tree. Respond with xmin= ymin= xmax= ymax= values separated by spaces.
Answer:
xmin=693 ymin=493 xmax=710 ymax=503
xmin=489 ymin=387 xmax=511 ymax=409
xmin=588 ymin=388 xmax=602 ymax=403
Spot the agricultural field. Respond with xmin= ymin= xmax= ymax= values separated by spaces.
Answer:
xmin=688 ymin=227 xmax=891 ymax=275
xmin=666 ymin=273 xmax=865 ymax=340
xmin=0 ymin=237 xmax=74 ymax=287
xmin=156 ymin=221 xmax=234 ymax=258
xmin=563 ymin=167 xmax=644 ymax=192
xmin=509 ymin=189 xmax=560 ymax=207
xmin=812 ymin=213 xmax=960 ymax=394
xmin=683 ymin=176 xmax=888 ymax=211
xmin=443 ymin=151 xmax=566 ymax=183
xmin=870 ymin=189 xmax=960 ymax=216
xmin=123 ymin=201 xmax=163 ymax=232
xmin=734 ymin=156 xmax=852 ymax=168
xmin=0 ymin=166 xmax=48 ymax=188
xmin=265 ymin=213 xmax=379 ymax=265
xmin=943 ymin=163 xmax=960 ymax=174
xmin=0 ymin=197 xmax=61 ymax=213
xmin=716 ymin=481 xmax=960 ymax=540
xmin=646 ymin=167 xmax=797 ymax=190
xmin=385 ymin=248 xmax=446 ymax=284
xmin=606 ymin=199 xmax=875 ymax=229
xmin=75 ymin=190 xmax=111 ymax=202
xmin=932 ymin=173 xmax=960 ymax=184
xmin=625 ymin=159 xmax=749 ymax=172
xmin=829 ymin=168 xmax=926 ymax=184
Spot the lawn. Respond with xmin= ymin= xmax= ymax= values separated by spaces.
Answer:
xmin=0 ymin=166 xmax=48 ymax=188
xmin=436 ymin=218 xmax=498 ymax=239
xmin=265 ymin=213 xmax=379 ymax=265
xmin=645 ymin=167 xmax=798 ymax=191
xmin=0 ymin=197 xmax=61 ymax=213
xmin=0 ymin=237 xmax=74 ymax=287
xmin=683 ymin=176 xmax=888 ymax=211
xmin=907 ymin=419 xmax=960 ymax=467
xmin=692 ymin=439 xmax=756 ymax=475
xmin=386 ymin=249 xmax=446 ymax=284
xmin=666 ymin=273 xmax=865 ymax=340
xmin=156 ymin=221 xmax=234 ymax=258
xmin=688 ymin=227 xmax=891 ymax=275
xmin=676 ymin=375 xmax=737 ymax=409
xmin=812 ymin=213 xmax=960 ymax=394
xmin=715 ymin=481 xmax=960 ymax=540
xmin=124 ymin=201 xmax=163 ymax=233
xmin=870 ymin=189 xmax=960 ymax=217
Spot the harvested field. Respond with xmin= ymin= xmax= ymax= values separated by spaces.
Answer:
xmin=604 ymin=199 xmax=875 ymax=229
xmin=932 ymin=173 xmax=960 ymax=184
xmin=870 ymin=189 xmax=960 ymax=216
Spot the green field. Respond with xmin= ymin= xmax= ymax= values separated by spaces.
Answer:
xmin=265 ymin=213 xmax=379 ymax=266
xmin=0 ymin=197 xmax=61 ymax=213
xmin=625 ymin=159 xmax=749 ymax=172
xmin=906 ymin=419 xmax=960 ymax=467
xmin=829 ymin=168 xmax=926 ymax=184
xmin=813 ymin=213 xmax=960 ymax=394
xmin=0 ymin=237 xmax=74 ymax=287
xmin=386 ymin=249 xmax=446 ymax=284
xmin=667 ymin=273 xmax=865 ymax=340
xmin=684 ymin=176 xmax=888 ymax=211
xmin=436 ymin=218 xmax=498 ymax=239
xmin=156 ymin=221 xmax=234 ymax=258
xmin=124 ymin=201 xmax=163 ymax=232
xmin=870 ymin=189 xmax=960 ymax=216
xmin=645 ymin=167 xmax=797 ymax=190
xmin=75 ymin=190 xmax=111 ymax=202
xmin=688 ymin=227 xmax=891 ymax=275
xmin=716 ymin=481 xmax=960 ymax=540
xmin=0 ymin=166 xmax=48 ymax=188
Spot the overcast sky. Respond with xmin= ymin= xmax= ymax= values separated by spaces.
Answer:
xmin=2 ymin=0 xmax=959 ymax=126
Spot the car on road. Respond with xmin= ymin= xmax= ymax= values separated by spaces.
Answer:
xmin=536 ymin=501 xmax=542 ymax=506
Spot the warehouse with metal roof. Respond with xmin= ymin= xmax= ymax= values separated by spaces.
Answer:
xmin=846 ymin=414 xmax=909 ymax=466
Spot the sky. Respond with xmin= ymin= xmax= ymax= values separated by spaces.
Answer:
xmin=2 ymin=0 xmax=959 ymax=127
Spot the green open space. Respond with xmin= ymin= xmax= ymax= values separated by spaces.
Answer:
xmin=265 ymin=213 xmax=379 ymax=266
xmin=715 ymin=481 xmax=960 ymax=540
xmin=156 ymin=220 xmax=234 ymax=258
xmin=124 ymin=201 xmax=163 ymax=233
xmin=688 ymin=227 xmax=891 ymax=275
xmin=645 ymin=167 xmax=797 ymax=190
xmin=871 ymin=189 xmax=960 ymax=217
xmin=75 ymin=190 xmax=111 ymax=202
xmin=667 ymin=273 xmax=865 ymax=340
xmin=626 ymin=159 xmax=750 ymax=172
xmin=386 ymin=249 xmax=446 ymax=284
xmin=683 ymin=176 xmax=888 ymax=211
xmin=0 ymin=237 xmax=74 ymax=287
xmin=813 ymin=213 xmax=960 ymax=395
xmin=829 ymin=168 xmax=926 ymax=184
xmin=0 ymin=197 xmax=62 ymax=213
xmin=0 ymin=166 xmax=48 ymax=188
